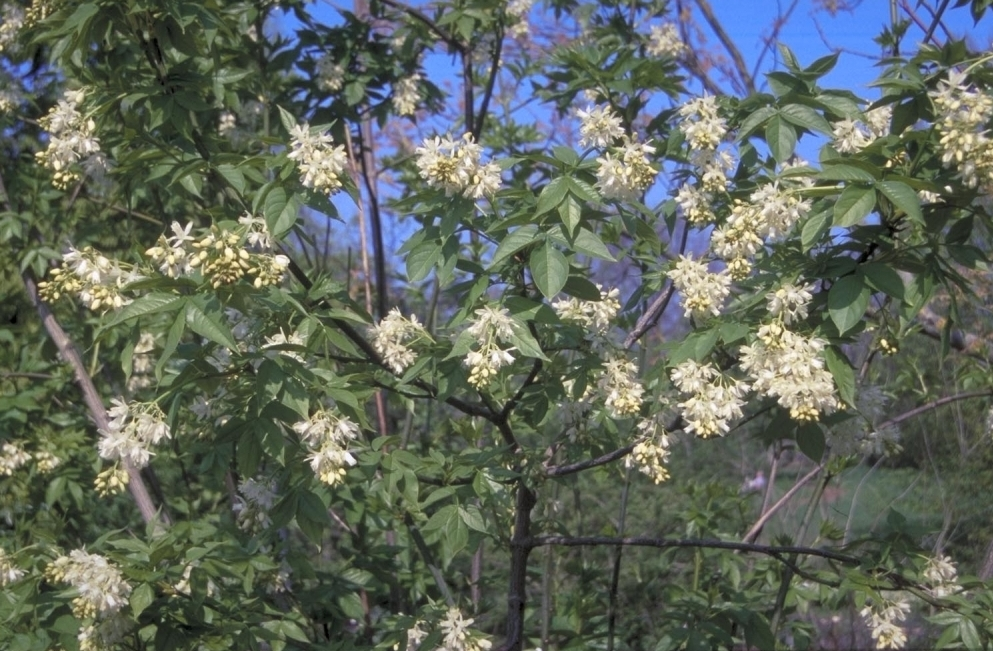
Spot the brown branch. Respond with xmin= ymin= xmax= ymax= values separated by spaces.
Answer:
xmin=378 ymin=0 xmax=466 ymax=55
xmin=743 ymin=461 xmax=825 ymax=544
xmin=544 ymin=442 xmax=637 ymax=478
xmin=693 ymin=0 xmax=755 ymax=93
xmin=874 ymin=390 xmax=992 ymax=433
xmin=497 ymin=483 xmax=537 ymax=651
xmin=623 ymin=284 xmax=675 ymax=349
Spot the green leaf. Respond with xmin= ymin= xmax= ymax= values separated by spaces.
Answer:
xmin=185 ymin=300 xmax=238 ymax=350
xmin=780 ymin=104 xmax=832 ymax=134
xmin=816 ymin=164 xmax=877 ymax=183
xmin=801 ymin=209 xmax=831 ymax=252
xmin=131 ymin=583 xmax=155 ymax=619
xmin=827 ymin=274 xmax=870 ymax=335
xmin=833 ymin=185 xmax=876 ymax=227
xmin=489 ymin=225 xmax=540 ymax=268
xmin=804 ymin=52 xmax=839 ymax=77
xmin=263 ymin=188 xmax=302 ymax=238
xmin=215 ymin=164 xmax=245 ymax=194
xmin=277 ymin=105 xmax=298 ymax=135
xmin=960 ymin=618 xmax=981 ymax=650
xmin=571 ymin=228 xmax=615 ymax=261
xmin=765 ymin=115 xmax=797 ymax=162
xmin=876 ymin=180 xmax=923 ymax=224
xmin=507 ymin=319 xmax=550 ymax=361
xmin=562 ymin=276 xmax=603 ymax=301
xmin=530 ymin=242 xmax=568 ymax=299
xmin=103 ymin=293 xmax=185 ymax=328
xmin=557 ymin=195 xmax=582 ymax=237
xmin=861 ymin=263 xmax=905 ymax=301
xmin=405 ymin=240 xmax=441 ymax=282
xmin=795 ymin=422 xmax=826 ymax=462
xmin=824 ymin=346 xmax=855 ymax=407
xmin=736 ymin=105 xmax=776 ymax=140
xmin=535 ymin=177 xmax=570 ymax=218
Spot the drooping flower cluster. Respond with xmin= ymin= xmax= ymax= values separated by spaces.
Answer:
xmin=929 ymin=70 xmax=993 ymax=193
xmin=595 ymin=137 xmax=657 ymax=201
xmin=292 ymin=408 xmax=360 ymax=486
xmin=739 ymin=329 xmax=839 ymax=421
xmin=232 ymin=476 xmax=278 ymax=533
xmin=45 ymin=550 xmax=132 ymax=620
xmin=765 ymin=282 xmax=814 ymax=325
xmin=671 ymin=360 xmax=747 ymax=437
xmin=923 ymin=554 xmax=959 ymax=599
xmin=710 ymin=183 xmax=812 ymax=279
xmin=35 ymin=89 xmax=102 ymax=189
xmin=370 ymin=308 xmax=429 ymax=374
xmin=37 ymin=245 xmax=137 ymax=312
xmin=667 ymin=255 xmax=731 ymax=319
xmin=288 ymin=121 xmax=348 ymax=195
xmin=393 ymin=73 xmax=422 ymax=116
xmin=831 ymin=106 xmax=891 ymax=154
xmin=464 ymin=305 xmax=518 ymax=388
xmin=415 ymin=133 xmax=502 ymax=198
xmin=0 ymin=441 xmax=31 ymax=476
xmin=146 ymin=221 xmax=289 ymax=288
xmin=646 ymin=23 xmax=685 ymax=58
xmin=436 ymin=607 xmax=493 ymax=651
xmin=859 ymin=597 xmax=910 ymax=650
xmin=597 ymin=355 xmax=644 ymax=418
xmin=552 ymin=285 xmax=621 ymax=350
xmin=577 ymin=104 xmax=625 ymax=149
xmin=506 ymin=0 xmax=533 ymax=39
xmin=0 ymin=548 xmax=24 ymax=586
xmin=316 ymin=53 xmax=346 ymax=92
xmin=678 ymin=95 xmax=727 ymax=151
xmin=675 ymin=183 xmax=716 ymax=225
xmin=627 ymin=415 xmax=671 ymax=483
xmin=97 ymin=398 xmax=172 ymax=471
xmin=0 ymin=3 xmax=25 ymax=54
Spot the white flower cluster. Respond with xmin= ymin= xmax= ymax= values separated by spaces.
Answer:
xmin=393 ymin=73 xmax=422 ymax=116
xmin=233 ymin=476 xmax=278 ymax=533
xmin=929 ymin=71 xmax=993 ymax=193
xmin=0 ymin=548 xmax=24 ymax=586
xmin=370 ymin=308 xmax=429 ymax=374
xmin=288 ymin=121 xmax=348 ymax=195
xmin=860 ymin=597 xmax=910 ymax=650
xmin=552 ymin=285 xmax=621 ymax=347
xmin=415 ymin=133 xmax=502 ymax=199
xmin=316 ymin=53 xmax=346 ymax=92
xmin=35 ymin=89 xmax=102 ymax=189
xmin=97 ymin=398 xmax=172 ymax=470
xmin=506 ymin=0 xmax=533 ymax=39
xmin=646 ymin=23 xmax=685 ymax=58
xmin=262 ymin=328 xmax=307 ymax=363
xmin=577 ymin=104 xmax=625 ymax=149
xmin=675 ymin=183 xmax=716 ymax=225
xmin=831 ymin=106 xmax=891 ymax=154
xmin=37 ymin=245 xmax=137 ymax=312
xmin=0 ymin=71 xmax=24 ymax=112
xmin=667 ymin=255 xmax=731 ymax=319
xmin=595 ymin=137 xmax=657 ymax=201
xmin=766 ymin=283 xmax=813 ymax=325
xmin=292 ymin=409 xmax=360 ymax=486
xmin=678 ymin=95 xmax=727 ymax=152
xmin=464 ymin=305 xmax=518 ymax=388
xmin=671 ymin=360 xmax=746 ymax=437
xmin=436 ymin=607 xmax=493 ymax=651
xmin=740 ymin=329 xmax=839 ymax=422
xmin=146 ymin=220 xmax=289 ymax=288
xmin=627 ymin=415 xmax=671 ymax=483
xmin=0 ymin=441 xmax=30 ymax=476
xmin=0 ymin=3 xmax=25 ymax=54
xmin=597 ymin=355 xmax=644 ymax=418
xmin=923 ymin=554 xmax=959 ymax=599
xmin=45 ymin=550 xmax=132 ymax=620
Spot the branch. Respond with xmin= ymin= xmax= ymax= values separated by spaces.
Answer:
xmin=377 ymin=0 xmax=466 ymax=55
xmin=623 ymin=284 xmax=675 ymax=349
xmin=544 ymin=443 xmax=636 ymax=478
xmin=743 ymin=461 xmax=825 ymax=543
xmin=497 ymin=483 xmax=537 ymax=651
xmin=873 ymin=390 xmax=992 ymax=433
xmin=527 ymin=535 xmax=860 ymax=565
xmin=692 ymin=0 xmax=755 ymax=93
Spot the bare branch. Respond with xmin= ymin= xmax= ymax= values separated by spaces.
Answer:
xmin=743 ymin=461 xmax=826 ymax=543
xmin=692 ymin=0 xmax=755 ymax=93
xmin=874 ymin=390 xmax=992 ymax=433
xmin=544 ymin=443 xmax=637 ymax=478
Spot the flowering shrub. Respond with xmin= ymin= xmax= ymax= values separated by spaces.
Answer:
xmin=2 ymin=0 xmax=993 ymax=650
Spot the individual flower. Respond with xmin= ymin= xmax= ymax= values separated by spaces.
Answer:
xmin=35 ymin=89 xmax=102 ymax=189
xmin=316 ymin=53 xmax=346 ymax=92
xmin=239 ymin=213 xmax=273 ymax=251
xmin=646 ymin=23 xmax=685 ymax=58
xmin=370 ymin=308 xmax=429 ymax=374
xmin=393 ymin=73 xmax=422 ymax=116
xmin=667 ymin=255 xmax=731 ymax=319
xmin=415 ymin=133 xmax=501 ymax=198
xmin=292 ymin=409 xmax=360 ymax=486
xmin=218 ymin=110 xmax=237 ymax=137
xmin=404 ymin=619 xmax=429 ymax=650
xmin=45 ymin=549 xmax=132 ymax=620
xmin=860 ymin=597 xmax=910 ymax=650
xmin=577 ymin=104 xmax=625 ymax=149
xmin=232 ymin=476 xmax=278 ymax=532
xmin=97 ymin=399 xmax=171 ymax=470
xmin=678 ymin=95 xmax=727 ymax=151
xmin=437 ymin=607 xmax=493 ymax=651
xmin=464 ymin=305 xmax=517 ymax=388
xmin=288 ymin=121 xmax=348 ymax=195
xmin=595 ymin=137 xmax=657 ymax=201
xmin=0 ymin=548 xmax=24 ymax=586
